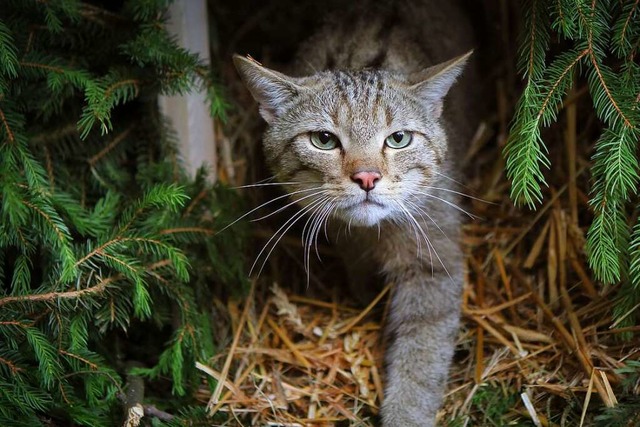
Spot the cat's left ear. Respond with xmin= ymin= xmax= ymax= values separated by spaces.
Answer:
xmin=233 ymin=54 xmax=304 ymax=124
xmin=408 ymin=50 xmax=472 ymax=118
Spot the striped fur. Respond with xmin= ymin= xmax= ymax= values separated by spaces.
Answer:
xmin=234 ymin=1 xmax=479 ymax=425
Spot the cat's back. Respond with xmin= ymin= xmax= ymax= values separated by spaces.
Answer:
xmin=295 ymin=0 xmax=475 ymax=72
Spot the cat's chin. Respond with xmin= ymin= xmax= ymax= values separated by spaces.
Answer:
xmin=337 ymin=202 xmax=391 ymax=227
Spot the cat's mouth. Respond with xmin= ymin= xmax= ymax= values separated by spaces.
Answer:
xmin=359 ymin=199 xmax=385 ymax=207
xmin=346 ymin=194 xmax=386 ymax=209
xmin=336 ymin=197 xmax=390 ymax=226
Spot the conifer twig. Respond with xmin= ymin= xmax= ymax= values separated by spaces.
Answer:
xmin=0 ymin=107 xmax=15 ymax=142
xmin=585 ymin=2 xmax=633 ymax=128
xmin=87 ymin=128 xmax=132 ymax=166
xmin=536 ymin=49 xmax=588 ymax=120
xmin=0 ymin=260 xmax=171 ymax=307
xmin=619 ymin=0 xmax=639 ymax=50
xmin=0 ymin=357 xmax=22 ymax=374
xmin=158 ymin=227 xmax=214 ymax=235
xmin=0 ymin=274 xmax=121 ymax=307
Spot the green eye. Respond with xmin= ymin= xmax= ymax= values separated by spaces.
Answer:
xmin=310 ymin=131 xmax=340 ymax=150
xmin=385 ymin=131 xmax=412 ymax=149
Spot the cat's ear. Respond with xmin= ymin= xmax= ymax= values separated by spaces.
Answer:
xmin=233 ymin=54 xmax=303 ymax=124
xmin=408 ymin=50 xmax=472 ymax=118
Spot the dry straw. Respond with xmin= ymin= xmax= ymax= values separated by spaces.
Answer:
xmin=200 ymin=2 xmax=640 ymax=424
xmin=199 ymin=87 xmax=640 ymax=425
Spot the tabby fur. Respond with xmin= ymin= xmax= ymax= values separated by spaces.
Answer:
xmin=234 ymin=1 xmax=479 ymax=425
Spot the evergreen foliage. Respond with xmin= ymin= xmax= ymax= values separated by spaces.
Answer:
xmin=506 ymin=0 xmax=640 ymax=326
xmin=594 ymin=360 xmax=640 ymax=425
xmin=0 ymin=1 xmax=246 ymax=425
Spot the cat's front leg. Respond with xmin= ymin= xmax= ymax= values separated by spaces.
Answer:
xmin=381 ymin=268 xmax=463 ymax=427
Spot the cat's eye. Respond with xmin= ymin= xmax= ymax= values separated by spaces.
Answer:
xmin=385 ymin=131 xmax=412 ymax=149
xmin=310 ymin=131 xmax=340 ymax=150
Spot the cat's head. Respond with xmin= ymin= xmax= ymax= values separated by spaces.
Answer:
xmin=234 ymin=53 xmax=470 ymax=227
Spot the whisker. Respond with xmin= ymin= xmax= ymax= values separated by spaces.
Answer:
xmin=420 ymin=185 xmax=495 ymax=205
xmin=251 ymin=196 xmax=329 ymax=278
xmin=232 ymin=181 xmax=323 ymax=189
xmin=322 ymin=198 xmax=337 ymax=243
xmin=217 ymin=186 xmax=327 ymax=234
xmin=250 ymin=189 xmax=330 ymax=222
xmin=302 ymin=196 xmax=330 ymax=258
xmin=394 ymin=201 xmax=425 ymax=261
xmin=251 ymin=175 xmax=277 ymax=185
xmin=406 ymin=198 xmax=450 ymax=242
xmin=303 ymin=197 xmax=334 ymax=280
xmin=431 ymin=170 xmax=469 ymax=189
xmin=396 ymin=200 xmax=452 ymax=281
xmin=413 ymin=190 xmax=478 ymax=220
xmin=312 ymin=198 xmax=336 ymax=262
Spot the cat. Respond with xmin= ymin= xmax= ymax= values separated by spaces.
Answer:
xmin=233 ymin=1 xmax=479 ymax=425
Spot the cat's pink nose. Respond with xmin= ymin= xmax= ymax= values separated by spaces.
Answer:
xmin=351 ymin=170 xmax=381 ymax=192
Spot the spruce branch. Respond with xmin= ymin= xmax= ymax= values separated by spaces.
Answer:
xmin=552 ymin=0 xmax=579 ymax=36
xmin=510 ymin=0 xmax=640 ymax=291
xmin=0 ymin=259 xmax=173 ymax=308
xmin=0 ymin=20 xmax=18 ymax=78
xmin=537 ymin=49 xmax=590 ymax=124
xmin=22 ymin=199 xmax=71 ymax=245
xmin=158 ymin=227 xmax=215 ymax=236
xmin=0 ymin=1 xmax=240 ymax=422
xmin=24 ymin=327 xmax=62 ymax=389
xmin=505 ymin=48 xmax=587 ymax=206
xmin=613 ymin=0 xmax=640 ymax=57
xmin=116 ymin=183 xmax=189 ymax=235
xmin=631 ymin=219 xmax=640 ymax=285
xmin=103 ymin=78 xmax=140 ymax=100
xmin=9 ymin=254 xmax=32 ymax=294
xmin=58 ymin=349 xmax=100 ymax=371
xmin=0 ymin=274 xmax=122 ymax=307
xmin=586 ymin=201 xmax=627 ymax=283
xmin=19 ymin=60 xmax=67 ymax=75
xmin=519 ymin=0 xmax=551 ymax=81
xmin=0 ymin=107 xmax=15 ymax=143
xmin=587 ymin=57 xmax=634 ymax=128
xmin=0 ymin=357 xmax=22 ymax=375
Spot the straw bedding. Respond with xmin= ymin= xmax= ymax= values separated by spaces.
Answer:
xmin=202 ymin=1 xmax=640 ymax=424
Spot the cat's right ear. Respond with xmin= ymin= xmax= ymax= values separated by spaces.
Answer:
xmin=408 ymin=50 xmax=472 ymax=118
xmin=233 ymin=55 xmax=303 ymax=124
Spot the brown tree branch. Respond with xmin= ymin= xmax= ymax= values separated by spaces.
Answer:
xmin=527 ymin=0 xmax=539 ymax=78
xmin=0 ymin=260 xmax=171 ymax=308
xmin=104 ymin=79 xmax=140 ymax=99
xmin=0 ymin=274 xmax=121 ymax=307
xmin=0 ymin=357 xmax=22 ymax=374
xmin=0 ymin=107 xmax=15 ymax=143
xmin=536 ymin=49 xmax=589 ymax=121
xmin=88 ymin=128 xmax=132 ymax=166
xmin=19 ymin=61 xmax=66 ymax=74
xmin=586 ymin=0 xmax=634 ymax=128
xmin=23 ymin=200 xmax=68 ymax=242
xmin=59 ymin=349 xmax=100 ymax=370
xmin=620 ymin=0 xmax=639 ymax=47
xmin=158 ymin=226 xmax=214 ymax=235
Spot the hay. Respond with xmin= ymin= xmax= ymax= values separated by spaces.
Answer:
xmin=202 ymin=1 xmax=640 ymax=425
xmin=196 ymin=159 xmax=640 ymax=424
xmin=196 ymin=147 xmax=639 ymax=424
xmin=197 ymin=282 xmax=387 ymax=426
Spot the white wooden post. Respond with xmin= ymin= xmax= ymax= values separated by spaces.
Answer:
xmin=159 ymin=0 xmax=217 ymax=182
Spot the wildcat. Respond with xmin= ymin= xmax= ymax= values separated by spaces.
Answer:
xmin=233 ymin=1 xmax=479 ymax=425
